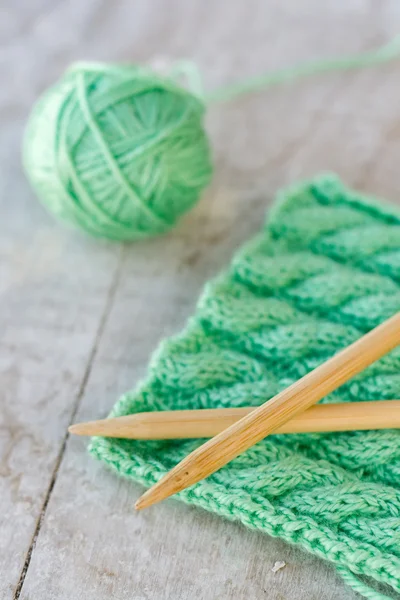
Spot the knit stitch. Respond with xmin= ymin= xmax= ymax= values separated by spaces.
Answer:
xmin=90 ymin=174 xmax=400 ymax=600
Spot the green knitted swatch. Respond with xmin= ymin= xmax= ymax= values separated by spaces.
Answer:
xmin=90 ymin=174 xmax=400 ymax=600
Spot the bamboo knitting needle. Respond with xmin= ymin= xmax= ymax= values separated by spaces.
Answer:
xmin=69 ymin=400 xmax=400 ymax=439
xmin=135 ymin=311 xmax=400 ymax=510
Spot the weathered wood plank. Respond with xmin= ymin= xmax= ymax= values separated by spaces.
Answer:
xmin=0 ymin=224 xmax=121 ymax=598
xmin=0 ymin=10 xmax=123 ymax=590
xmin=3 ymin=0 xmax=400 ymax=598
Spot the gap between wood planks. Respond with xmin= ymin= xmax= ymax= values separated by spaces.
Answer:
xmin=12 ymin=246 xmax=126 ymax=600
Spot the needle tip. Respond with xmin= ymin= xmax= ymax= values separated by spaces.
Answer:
xmin=68 ymin=424 xmax=80 ymax=434
xmin=135 ymin=494 xmax=149 ymax=510
xmin=135 ymin=487 xmax=159 ymax=510
xmin=68 ymin=421 xmax=98 ymax=436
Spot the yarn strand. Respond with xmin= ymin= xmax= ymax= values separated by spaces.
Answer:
xmin=206 ymin=35 xmax=400 ymax=104
xmin=336 ymin=566 xmax=398 ymax=600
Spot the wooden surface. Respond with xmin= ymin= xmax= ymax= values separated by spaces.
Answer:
xmin=2 ymin=1 xmax=400 ymax=598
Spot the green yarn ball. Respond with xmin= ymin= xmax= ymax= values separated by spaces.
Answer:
xmin=23 ymin=63 xmax=213 ymax=241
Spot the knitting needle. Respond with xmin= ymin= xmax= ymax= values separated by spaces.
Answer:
xmin=69 ymin=400 xmax=400 ymax=439
xmin=135 ymin=311 xmax=400 ymax=510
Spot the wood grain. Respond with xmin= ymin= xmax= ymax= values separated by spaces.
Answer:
xmin=70 ymin=400 xmax=400 ymax=439
xmin=0 ymin=179 xmax=122 ymax=596
xmin=2 ymin=1 xmax=400 ymax=599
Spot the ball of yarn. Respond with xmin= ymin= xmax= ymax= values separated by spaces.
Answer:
xmin=23 ymin=62 xmax=213 ymax=241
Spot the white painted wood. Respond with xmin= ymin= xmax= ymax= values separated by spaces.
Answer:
xmin=0 ymin=216 xmax=121 ymax=596
xmin=2 ymin=1 xmax=400 ymax=598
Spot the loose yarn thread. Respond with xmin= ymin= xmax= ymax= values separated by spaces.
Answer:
xmin=23 ymin=36 xmax=400 ymax=241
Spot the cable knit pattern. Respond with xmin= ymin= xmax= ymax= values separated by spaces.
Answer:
xmin=90 ymin=174 xmax=400 ymax=600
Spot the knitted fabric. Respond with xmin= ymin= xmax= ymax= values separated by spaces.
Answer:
xmin=90 ymin=174 xmax=400 ymax=600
